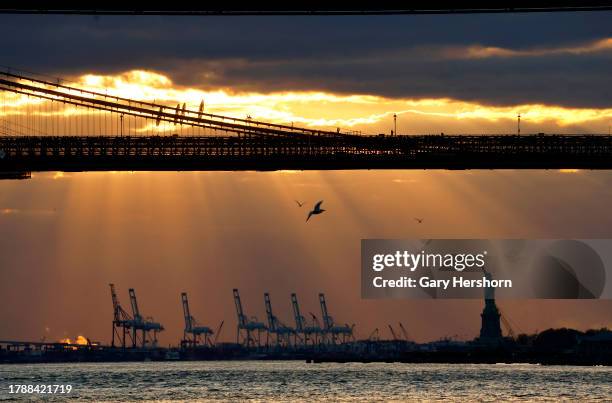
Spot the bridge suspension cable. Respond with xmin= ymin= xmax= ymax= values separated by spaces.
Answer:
xmin=0 ymin=69 xmax=346 ymax=138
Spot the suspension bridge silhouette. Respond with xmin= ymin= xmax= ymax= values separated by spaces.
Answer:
xmin=1 ymin=68 xmax=611 ymax=175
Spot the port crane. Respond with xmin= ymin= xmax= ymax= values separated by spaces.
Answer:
xmin=233 ymin=289 xmax=267 ymax=348
xmin=263 ymin=292 xmax=295 ymax=347
xmin=181 ymin=292 xmax=214 ymax=348
xmin=127 ymin=288 xmax=164 ymax=348
xmin=291 ymin=293 xmax=323 ymax=346
xmin=109 ymin=283 xmax=135 ymax=349
xmin=398 ymin=322 xmax=411 ymax=342
xmin=213 ymin=321 xmax=224 ymax=345
xmin=308 ymin=312 xmax=325 ymax=346
xmin=319 ymin=293 xmax=354 ymax=344
xmin=388 ymin=324 xmax=399 ymax=341
xmin=291 ymin=293 xmax=305 ymax=336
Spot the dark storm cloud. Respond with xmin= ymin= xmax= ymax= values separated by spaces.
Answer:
xmin=169 ymin=52 xmax=612 ymax=108
xmin=0 ymin=13 xmax=611 ymax=107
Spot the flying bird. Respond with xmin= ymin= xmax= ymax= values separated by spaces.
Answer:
xmin=414 ymin=217 xmax=424 ymax=224
xmin=295 ymin=200 xmax=305 ymax=207
xmin=307 ymin=200 xmax=325 ymax=222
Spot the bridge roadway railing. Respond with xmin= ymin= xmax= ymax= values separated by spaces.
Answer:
xmin=0 ymin=135 xmax=403 ymax=158
xmin=1 ymin=134 xmax=612 ymax=159
xmin=398 ymin=134 xmax=612 ymax=156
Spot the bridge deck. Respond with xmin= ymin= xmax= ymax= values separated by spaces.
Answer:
xmin=1 ymin=134 xmax=611 ymax=171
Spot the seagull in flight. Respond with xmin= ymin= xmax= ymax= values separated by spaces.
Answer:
xmin=414 ymin=217 xmax=424 ymax=224
xmin=307 ymin=200 xmax=325 ymax=222
xmin=295 ymin=200 xmax=305 ymax=207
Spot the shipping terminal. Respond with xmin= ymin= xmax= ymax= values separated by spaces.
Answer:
xmin=1 ymin=284 xmax=610 ymax=365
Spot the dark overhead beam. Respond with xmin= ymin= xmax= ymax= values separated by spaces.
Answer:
xmin=1 ymin=2 xmax=612 ymax=15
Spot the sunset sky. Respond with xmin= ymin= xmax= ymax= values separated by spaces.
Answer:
xmin=0 ymin=12 xmax=611 ymax=345
xmin=1 ymin=170 xmax=612 ymax=344
xmin=0 ymin=12 xmax=611 ymax=134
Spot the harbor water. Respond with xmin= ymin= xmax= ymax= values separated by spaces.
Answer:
xmin=1 ymin=361 xmax=611 ymax=401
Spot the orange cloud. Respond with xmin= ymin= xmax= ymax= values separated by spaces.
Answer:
xmin=456 ymin=37 xmax=612 ymax=59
